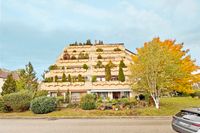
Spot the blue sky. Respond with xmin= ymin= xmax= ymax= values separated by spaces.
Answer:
xmin=1 ymin=0 xmax=200 ymax=79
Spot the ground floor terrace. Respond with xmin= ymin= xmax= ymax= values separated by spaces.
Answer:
xmin=48 ymin=89 xmax=133 ymax=102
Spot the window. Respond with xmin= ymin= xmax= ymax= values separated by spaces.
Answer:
xmin=98 ymin=92 xmax=108 ymax=99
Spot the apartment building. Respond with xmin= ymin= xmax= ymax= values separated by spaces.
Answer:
xmin=40 ymin=42 xmax=135 ymax=101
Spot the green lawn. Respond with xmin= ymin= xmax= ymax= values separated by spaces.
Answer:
xmin=135 ymin=97 xmax=200 ymax=116
xmin=0 ymin=97 xmax=199 ymax=117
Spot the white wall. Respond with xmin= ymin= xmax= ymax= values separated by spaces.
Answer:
xmin=0 ymin=78 xmax=5 ymax=94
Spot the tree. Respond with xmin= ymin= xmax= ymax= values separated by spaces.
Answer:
xmin=68 ymin=74 xmax=71 ymax=82
xmin=62 ymin=73 xmax=67 ymax=82
xmin=118 ymin=67 xmax=125 ymax=82
xmin=78 ymin=74 xmax=83 ymax=82
xmin=55 ymin=75 xmax=58 ymax=82
xmin=16 ymin=62 xmax=38 ymax=92
xmin=92 ymin=76 xmax=97 ymax=82
xmin=86 ymin=39 xmax=92 ymax=45
xmin=1 ymin=74 xmax=16 ymax=96
xmin=130 ymin=38 xmax=200 ymax=109
xmin=119 ymin=60 xmax=126 ymax=68
xmin=105 ymin=65 xmax=111 ymax=81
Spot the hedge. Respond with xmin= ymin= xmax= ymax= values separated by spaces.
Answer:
xmin=30 ymin=96 xmax=56 ymax=114
xmin=3 ymin=91 xmax=32 ymax=112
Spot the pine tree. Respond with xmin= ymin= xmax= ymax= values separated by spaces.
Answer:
xmin=62 ymin=73 xmax=67 ymax=82
xmin=68 ymin=74 xmax=71 ymax=82
xmin=16 ymin=62 xmax=38 ymax=92
xmin=55 ymin=75 xmax=58 ymax=82
xmin=78 ymin=74 xmax=82 ymax=82
xmin=118 ymin=67 xmax=125 ymax=82
xmin=1 ymin=74 xmax=16 ymax=96
xmin=119 ymin=60 xmax=126 ymax=68
xmin=105 ymin=65 xmax=111 ymax=81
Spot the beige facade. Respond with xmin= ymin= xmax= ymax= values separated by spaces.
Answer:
xmin=40 ymin=43 xmax=135 ymax=101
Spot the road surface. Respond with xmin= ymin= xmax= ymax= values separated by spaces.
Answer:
xmin=0 ymin=118 xmax=175 ymax=133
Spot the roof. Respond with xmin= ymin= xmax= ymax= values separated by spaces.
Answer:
xmin=0 ymin=70 xmax=19 ymax=80
xmin=125 ymin=48 xmax=136 ymax=55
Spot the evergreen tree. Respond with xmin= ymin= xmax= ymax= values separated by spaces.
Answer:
xmin=105 ymin=65 xmax=111 ymax=81
xmin=119 ymin=60 xmax=126 ymax=68
xmin=62 ymin=73 xmax=67 ymax=82
xmin=16 ymin=62 xmax=38 ymax=92
xmin=86 ymin=39 xmax=92 ymax=45
xmin=78 ymin=74 xmax=82 ymax=82
xmin=68 ymin=74 xmax=71 ymax=82
xmin=1 ymin=74 xmax=16 ymax=96
xmin=118 ymin=67 xmax=125 ymax=82
xmin=55 ymin=75 xmax=58 ymax=82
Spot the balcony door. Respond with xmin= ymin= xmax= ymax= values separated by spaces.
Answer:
xmin=113 ymin=92 xmax=120 ymax=99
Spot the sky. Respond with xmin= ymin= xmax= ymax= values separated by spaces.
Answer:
xmin=0 ymin=0 xmax=200 ymax=79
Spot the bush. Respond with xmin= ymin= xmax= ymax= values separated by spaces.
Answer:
xmin=191 ymin=91 xmax=200 ymax=98
xmin=35 ymin=90 xmax=48 ymax=98
xmin=30 ymin=96 xmax=57 ymax=114
xmin=96 ymin=48 xmax=103 ymax=52
xmin=83 ymin=64 xmax=88 ymax=70
xmin=80 ymin=94 xmax=96 ymax=110
xmin=92 ymin=76 xmax=97 ymax=82
xmin=114 ymin=48 xmax=121 ymax=51
xmin=97 ymin=54 xmax=102 ymax=59
xmin=0 ymin=98 xmax=12 ymax=113
xmin=3 ymin=91 xmax=32 ymax=112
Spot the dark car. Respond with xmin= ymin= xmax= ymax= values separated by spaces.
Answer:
xmin=172 ymin=108 xmax=200 ymax=133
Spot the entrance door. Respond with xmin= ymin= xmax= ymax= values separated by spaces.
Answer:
xmin=113 ymin=92 xmax=120 ymax=99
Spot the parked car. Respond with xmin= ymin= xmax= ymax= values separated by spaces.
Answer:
xmin=172 ymin=108 xmax=200 ymax=133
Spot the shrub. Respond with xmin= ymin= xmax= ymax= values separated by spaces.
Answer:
xmin=83 ymin=64 xmax=88 ymax=70
xmin=30 ymin=96 xmax=56 ymax=114
xmin=119 ymin=98 xmax=130 ymax=106
xmin=191 ymin=91 xmax=200 ymax=98
xmin=3 ymin=91 xmax=32 ymax=112
xmin=96 ymin=48 xmax=103 ymax=52
xmin=71 ymin=55 xmax=76 ymax=60
xmin=44 ymin=77 xmax=53 ymax=82
xmin=114 ymin=48 xmax=121 ymax=51
xmin=97 ymin=54 xmax=102 ymax=59
xmin=35 ymin=90 xmax=48 ymax=98
xmin=49 ymin=65 xmax=58 ymax=70
xmin=95 ymin=61 xmax=104 ymax=68
xmin=80 ymin=94 xmax=96 ymax=110
xmin=0 ymin=98 xmax=11 ymax=113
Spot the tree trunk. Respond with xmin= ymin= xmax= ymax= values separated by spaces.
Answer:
xmin=151 ymin=94 xmax=160 ymax=109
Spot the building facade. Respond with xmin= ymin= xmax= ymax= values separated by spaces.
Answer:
xmin=40 ymin=43 xmax=135 ymax=101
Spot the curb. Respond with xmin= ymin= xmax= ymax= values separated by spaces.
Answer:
xmin=0 ymin=116 xmax=172 ymax=120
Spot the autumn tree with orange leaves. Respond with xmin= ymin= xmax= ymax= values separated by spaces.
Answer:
xmin=129 ymin=38 xmax=200 ymax=109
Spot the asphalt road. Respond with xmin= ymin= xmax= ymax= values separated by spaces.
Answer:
xmin=0 ymin=118 xmax=175 ymax=133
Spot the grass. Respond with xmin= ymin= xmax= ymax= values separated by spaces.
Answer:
xmin=135 ymin=97 xmax=200 ymax=116
xmin=0 ymin=97 xmax=199 ymax=117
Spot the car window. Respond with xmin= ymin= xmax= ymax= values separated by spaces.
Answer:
xmin=176 ymin=111 xmax=200 ymax=122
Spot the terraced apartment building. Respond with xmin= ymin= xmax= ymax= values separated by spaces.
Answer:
xmin=40 ymin=41 xmax=135 ymax=102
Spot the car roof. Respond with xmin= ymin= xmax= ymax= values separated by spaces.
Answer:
xmin=181 ymin=108 xmax=200 ymax=115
